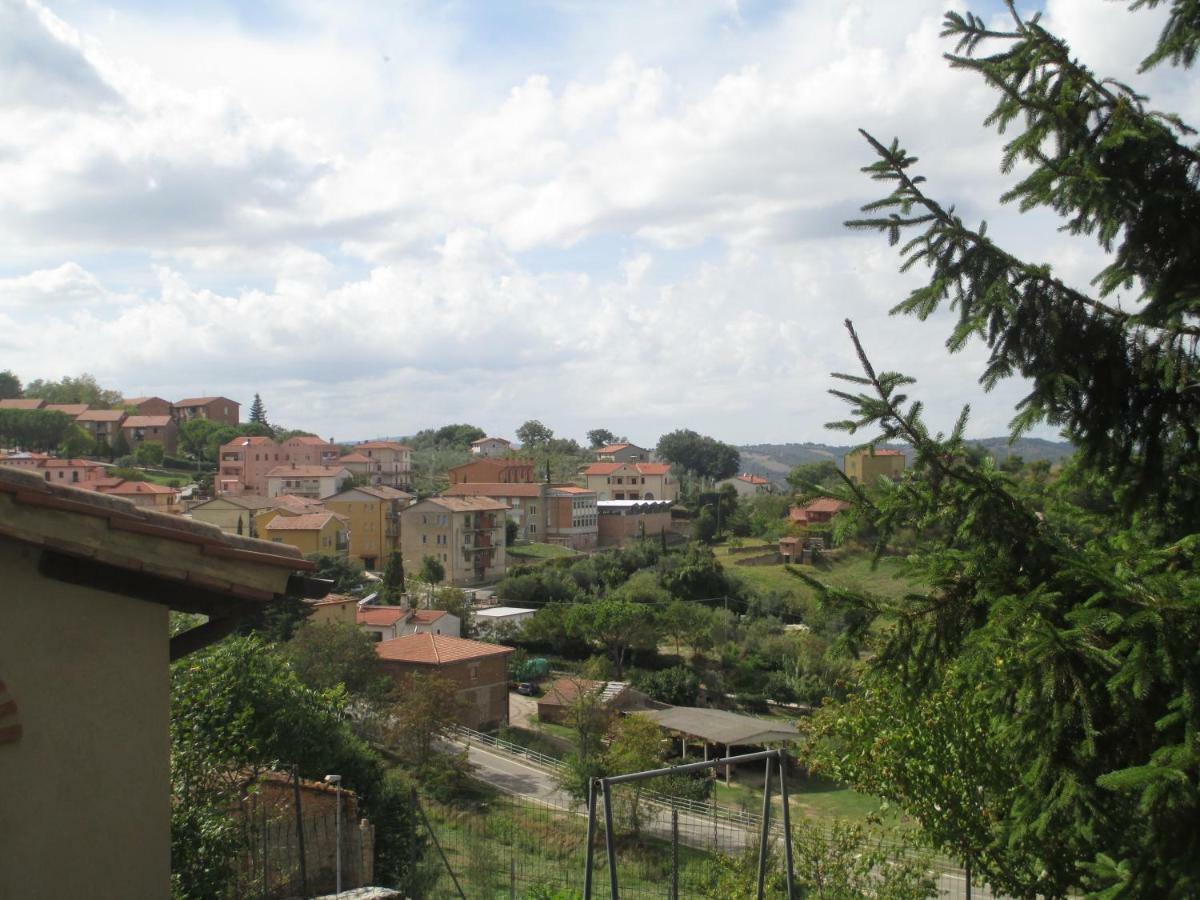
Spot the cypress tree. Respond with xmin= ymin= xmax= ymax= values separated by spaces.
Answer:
xmin=807 ymin=3 xmax=1200 ymax=897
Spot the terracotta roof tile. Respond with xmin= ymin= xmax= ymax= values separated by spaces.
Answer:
xmin=443 ymin=483 xmax=542 ymax=498
xmin=413 ymin=496 xmax=511 ymax=513
xmin=356 ymin=440 xmax=412 ymax=451
xmin=0 ymin=398 xmax=45 ymax=410
xmin=338 ymin=453 xmax=372 ymax=463
xmin=75 ymin=409 xmax=126 ymax=422
xmin=265 ymin=512 xmax=341 ymax=531
xmin=358 ymin=605 xmax=408 ymax=626
xmin=582 ymin=462 xmax=670 ymax=476
xmin=540 ymin=677 xmax=604 ymax=707
xmin=122 ymin=415 xmax=173 ymax=428
xmin=375 ymin=633 xmax=511 ymax=664
xmin=94 ymin=480 xmax=178 ymax=496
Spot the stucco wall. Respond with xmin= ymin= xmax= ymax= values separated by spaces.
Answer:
xmin=0 ymin=538 xmax=170 ymax=898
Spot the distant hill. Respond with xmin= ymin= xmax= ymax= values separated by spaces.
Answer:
xmin=738 ymin=437 xmax=1074 ymax=483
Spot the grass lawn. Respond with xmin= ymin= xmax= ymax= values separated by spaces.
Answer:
xmin=720 ymin=548 xmax=919 ymax=612
xmin=713 ymin=768 xmax=896 ymax=826
xmin=507 ymin=542 xmax=581 ymax=560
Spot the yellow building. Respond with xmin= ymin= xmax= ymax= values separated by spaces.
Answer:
xmin=843 ymin=447 xmax=907 ymax=485
xmin=400 ymin=496 xmax=508 ymax=586
xmin=265 ymin=511 xmax=349 ymax=558
xmin=307 ymin=593 xmax=359 ymax=626
xmin=324 ymin=484 xmax=414 ymax=571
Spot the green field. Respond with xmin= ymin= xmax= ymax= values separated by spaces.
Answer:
xmin=720 ymin=547 xmax=918 ymax=610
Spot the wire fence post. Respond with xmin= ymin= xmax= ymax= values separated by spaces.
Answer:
xmin=670 ymin=804 xmax=679 ymax=900
xmin=602 ymin=779 xmax=619 ymax=900
xmin=756 ymin=756 xmax=773 ymax=900
xmin=778 ymin=750 xmax=796 ymax=900
xmin=408 ymin=787 xmax=420 ymax=900
xmin=414 ymin=792 xmax=466 ymax=900
xmin=583 ymin=777 xmax=598 ymax=899
xmin=292 ymin=765 xmax=308 ymax=899
xmin=261 ymin=799 xmax=269 ymax=899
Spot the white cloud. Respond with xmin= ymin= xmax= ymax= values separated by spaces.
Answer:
xmin=0 ymin=0 xmax=1186 ymax=443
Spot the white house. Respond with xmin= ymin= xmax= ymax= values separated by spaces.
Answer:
xmin=474 ymin=606 xmax=536 ymax=636
xmin=356 ymin=605 xmax=461 ymax=641
xmin=469 ymin=437 xmax=513 ymax=458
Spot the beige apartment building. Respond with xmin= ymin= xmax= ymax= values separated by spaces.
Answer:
xmin=324 ymin=484 xmax=413 ymax=570
xmin=401 ymin=496 xmax=508 ymax=586
xmin=265 ymin=464 xmax=351 ymax=500
xmin=442 ymin=482 xmax=599 ymax=550
xmin=353 ymin=440 xmax=413 ymax=489
xmin=843 ymin=448 xmax=907 ymax=485
xmin=582 ymin=462 xmax=678 ymax=502
xmin=217 ymin=434 xmax=341 ymax=495
xmin=594 ymin=442 xmax=653 ymax=463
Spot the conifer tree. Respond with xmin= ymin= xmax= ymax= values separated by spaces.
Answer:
xmin=805 ymin=3 xmax=1200 ymax=897
xmin=249 ymin=393 xmax=268 ymax=427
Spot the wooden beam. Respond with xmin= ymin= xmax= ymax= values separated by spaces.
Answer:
xmin=169 ymin=616 xmax=241 ymax=662
xmin=37 ymin=549 xmax=257 ymax=617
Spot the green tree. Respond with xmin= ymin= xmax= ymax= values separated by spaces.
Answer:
xmin=24 ymin=373 xmax=122 ymax=407
xmin=587 ymin=428 xmax=617 ymax=449
xmin=555 ymin=680 xmax=610 ymax=801
xmin=692 ymin=506 xmax=717 ymax=544
xmin=635 ymin=666 xmax=699 ymax=705
xmin=786 ymin=460 xmax=841 ymax=494
xmin=134 ymin=439 xmax=165 ymax=467
xmin=248 ymin=392 xmax=268 ymax=426
xmin=505 ymin=517 xmax=519 ymax=545
xmin=58 ymin=423 xmax=96 ymax=458
xmin=656 ymin=428 xmax=740 ymax=480
xmin=567 ymin=598 xmax=654 ymax=677
xmin=516 ymin=419 xmax=554 ymax=449
xmin=0 ymin=408 xmax=73 ymax=452
xmin=379 ymin=550 xmax=406 ymax=604
xmin=430 ymin=585 xmax=475 ymax=639
xmin=307 ymin=553 xmax=367 ymax=594
xmin=0 ymin=370 xmax=21 ymax=400
xmin=282 ymin=620 xmax=391 ymax=700
xmin=179 ymin=418 xmax=223 ymax=461
xmin=811 ymin=4 xmax=1200 ymax=896
xmin=602 ymin=714 xmax=664 ymax=836
xmin=111 ymin=428 xmax=131 ymax=459
xmin=417 ymin=554 xmax=445 ymax=586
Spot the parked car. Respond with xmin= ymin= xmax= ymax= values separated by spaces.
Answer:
xmin=516 ymin=682 xmax=537 ymax=696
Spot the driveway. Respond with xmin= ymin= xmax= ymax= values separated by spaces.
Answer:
xmin=508 ymin=690 xmax=539 ymax=728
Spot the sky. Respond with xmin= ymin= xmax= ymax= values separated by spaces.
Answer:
xmin=0 ymin=0 xmax=1194 ymax=446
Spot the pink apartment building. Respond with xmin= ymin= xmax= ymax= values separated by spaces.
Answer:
xmin=217 ymin=435 xmax=341 ymax=495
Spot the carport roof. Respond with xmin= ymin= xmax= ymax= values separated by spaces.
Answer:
xmin=639 ymin=706 xmax=802 ymax=746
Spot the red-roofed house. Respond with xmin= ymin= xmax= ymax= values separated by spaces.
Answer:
xmin=843 ymin=447 xmax=907 ymax=485
xmin=448 ymin=457 xmax=535 ymax=485
xmin=718 ymin=473 xmax=774 ymax=498
xmin=122 ymin=396 xmax=172 ymax=417
xmin=265 ymin=511 xmax=348 ymax=557
xmin=87 ymin=479 xmax=181 ymax=513
xmin=120 ymin=415 xmax=178 ymax=455
xmin=375 ymin=633 xmax=512 ymax=729
xmin=32 ymin=458 xmax=107 ymax=485
xmin=594 ymin=442 xmax=652 ymax=463
xmin=789 ymin=497 xmax=852 ymax=526
xmin=43 ymin=403 xmax=90 ymax=417
xmin=74 ymin=409 xmax=126 ymax=448
xmin=357 ymin=605 xmax=461 ymax=641
xmin=470 ymin=436 xmax=512 ymax=458
xmin=173 ymin=396 xmax=239 ymax=427
xmin=582 ymin=462 xmax=678 ymax=502
xmin=0 ymin=398 xmax=45 ymax=410
xmin=442 ymin=482 xmax=599 ymax=549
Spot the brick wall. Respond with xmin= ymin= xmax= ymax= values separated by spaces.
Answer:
xmin=380 ymin=654 xmax=511 ymax=730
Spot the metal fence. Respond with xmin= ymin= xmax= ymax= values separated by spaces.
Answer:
xmin=416 ymin=773 xmax=997 ymax=899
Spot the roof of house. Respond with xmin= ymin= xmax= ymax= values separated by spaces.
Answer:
xmin=224 ymin=435 xmax=275 ymax=449
xmin=44 ymin=403 xmax=89 ymax=415
xmin=0 ymin=398 xmax=45 ymax=410
xmin=175 ymin=396 xmax=238 ymax=407
xmin=270 ymin=495 xmax=328 ymax=514
xmin=75 ymin=409 xmax=126 ymax=422
xmin=338 ymin=453 xmax=372 ymax=463
xmin=122 ymin=415 xmax=173 ymax=428
xmin=311 ymin=593 xmax=357 ymax=608
xmin=735 ymin=474 xmax=771 ymax=485
xmin=639 ymin=706 xmax=801 ymax=745
xmin=374 ymin=633 xmax=512 ymax=664
xmin=326 ymin=484 xmax=414 ymax=503
xmin=539 ymin=677 xmax=630 ymax=708
xmin=474 ymin=606 xmax=536 ymax=619
xmin=265 ymin=512 xmax=342 ymax=532
xmin=470 ymin=437 xmax=511 ymax=446
xmin=548 ymin=485 xmax=595 ymax=496
xmin=872 ymin=449 xmax=904 ymax=456
xmin=803 ymin=498 xmax=851 ymax=514
xmin=413 ymin=496 xmax=511 ymax=513
xmin=596 ymin=443 xmax=648 ymax=454
xmin=356 ymin=440 xmax=412 ymax=451
xmin=0 ymin=466 xmax=314 ymax=618
xmin=358 ymin=605 xmax=407 ymax=626
xmin=410 ymin=609 xmax=448 ymax=624
xmin=266 ymin=465 xmax=349 ymax=478
xmin=122 ymin=396 xmax=168 ymax=406
xmin=283 ymin=435 xmax=332 ymax=446
xmin=443 ymin=482 xmax=543 ymax=498
xmin=582 ymin=462 xmax=671 ymax=476
xmin=92 ymin=480 xmax=178 ymax=496
xmin=39 ymin=458 xmax=104 ymax=469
